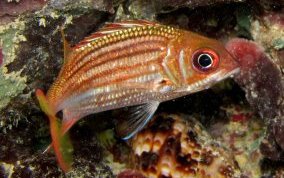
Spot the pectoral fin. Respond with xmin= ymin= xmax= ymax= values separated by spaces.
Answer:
xmin=115 ymin=101 xmax=159 ymax=140
xmin=61 ymin=109 xmax=81 ymax=135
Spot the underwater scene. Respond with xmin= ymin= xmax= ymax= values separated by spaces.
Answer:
xmin=0 ymin=0 xmax=283 ymax=177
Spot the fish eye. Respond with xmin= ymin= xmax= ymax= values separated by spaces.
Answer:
xmin=198 ymin=54 xmax=213 ymax=68
xmin=192 ymin=48 xmax=219 ymax=72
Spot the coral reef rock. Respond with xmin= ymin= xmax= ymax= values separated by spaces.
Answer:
xmin=226 ymin=38 xmax=283 ymax=120
xmin=226 ymin=36 xmax=284 ymax=161
xmin=131 ymin=114 xmax=241 ymax=178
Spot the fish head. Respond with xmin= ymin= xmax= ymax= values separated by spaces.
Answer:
xmin=180 ymin=33 xmax=240 ymax=92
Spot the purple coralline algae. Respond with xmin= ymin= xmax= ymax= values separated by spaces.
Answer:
xmin=226 ymin=38 xmax=283 ymax=120
xmin=226 ymin=38 xmax=284 ymax=161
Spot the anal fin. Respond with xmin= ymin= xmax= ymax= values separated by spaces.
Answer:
xmin=115 ymin=101 xmax=159 ymax=140
xmin=61 ymin=109 xmax=81 ymax=135
xmin=43 ymin=109 xmax=81 ymax=153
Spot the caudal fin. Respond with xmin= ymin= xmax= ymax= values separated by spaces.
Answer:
xmin=36 ymin=89 xmax=73 ymax=172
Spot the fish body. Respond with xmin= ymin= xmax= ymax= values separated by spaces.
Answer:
xmin=36 ymin=20 xmax=239 ymax=171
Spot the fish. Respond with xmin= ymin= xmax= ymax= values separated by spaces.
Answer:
xmin=36 ymin=20 xmax=240 ymax=172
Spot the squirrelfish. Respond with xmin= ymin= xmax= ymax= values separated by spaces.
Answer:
xmin=36 ymin=20 xmax=239 ymax=172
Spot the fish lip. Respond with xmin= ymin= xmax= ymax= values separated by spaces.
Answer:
xmin=207 ymin=67 xmax=240 ymax=87
xmin=179 ymin=67 xmax=240 ymax=93
xmin=215 ymin=67 xmax=240 ymax=82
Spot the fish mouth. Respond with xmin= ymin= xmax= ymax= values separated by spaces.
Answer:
xmin=204 ymin=67 xmax=240 ymax=88
xmin=180 ymin=67 xmax=240 ymax=93
xmin=212 ymin=67 xmax=240 ymax=83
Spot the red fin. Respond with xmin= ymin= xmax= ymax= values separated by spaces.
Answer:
xmin=36 ymin=89 xmax=73 ymax=172
xmin=61 ymin=117 xmax=80 ymax=135
xmin=49 ymin=114 xmax=73 ymax=172
xmin=60 ymin=109 xmax=82 ymax=135
xmin=76 ymin=20 xmax=159 ymax=47
xmin=43 ymin=118 xmax=75 ymax=153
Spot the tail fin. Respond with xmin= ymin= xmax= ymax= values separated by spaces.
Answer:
xmin=36 ymin=89 xmax=73 ymax=172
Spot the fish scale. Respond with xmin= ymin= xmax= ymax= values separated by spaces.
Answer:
xmin=36 ymin=20 xmax=240 ymax=172
xmin=68 ymin=37 xmax=166 ymax=78
xmin=69 ymin=49 xmax=163 ymax=91
xmin=51 ymin=38 xmax=169 ymax=106
xmin=68 ymin=25 xmax=178 ymax=73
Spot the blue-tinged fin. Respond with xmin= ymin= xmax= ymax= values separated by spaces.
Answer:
xmin=115 ymin=101 xmax=160 ymax=140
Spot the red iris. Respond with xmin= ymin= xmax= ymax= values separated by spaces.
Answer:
xmin=192 ymin=48 xmax=219 ymax=72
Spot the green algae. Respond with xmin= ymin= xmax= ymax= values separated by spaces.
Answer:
xmin=273 ymin=38 xmax=284 ymax=50
xmin=235 ymin=5 xmax=252 ymax=39
xmin=0 ymin=1 xmax=99 ymax=110
xmin=0 ymin=19 xmax=27 ymax=110
xmin=97 ymin=129 xmax=116 ymax=149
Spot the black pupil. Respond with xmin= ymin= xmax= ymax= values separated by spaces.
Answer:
xmin=198 ymin=54 xmax=213 ymax=68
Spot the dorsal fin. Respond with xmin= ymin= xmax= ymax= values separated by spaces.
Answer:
xmin=99 ymin=19 xmax=158 ymax=31
xmin=76 ymin=20 xmax=159 ymax=47
xmin=60 ymin=28 xmax=72 ymax=63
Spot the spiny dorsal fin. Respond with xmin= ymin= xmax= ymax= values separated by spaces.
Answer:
xmin=100 ymin=19 xmax=158 ymax=31
xmin=60 ymin=28 xmax=72 ymax=63
xmin=76 ymin=20 xmax=159 ymax=46
xmin=115 ymin=101 xmax=160 ymax=140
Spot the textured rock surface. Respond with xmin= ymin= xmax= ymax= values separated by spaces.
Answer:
xmin=0 ymin=0 xmax=283 ymax=177
xmin=0 ymin=0 xmax=47 ymax=24
xmin=208 ymin=103 xmax=265 ymax=177
xmin=0 ymin=48 xmax=3 ymax=67
xmin=226 ymin=11 xmax=284 ymax=162
xmin=226 ymin=38 xmax=283 ymax=120
xmin=0 ymin=0 xmax=115 ymax=177
xmin=131 ymin=114 xmax=241 ymax=178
